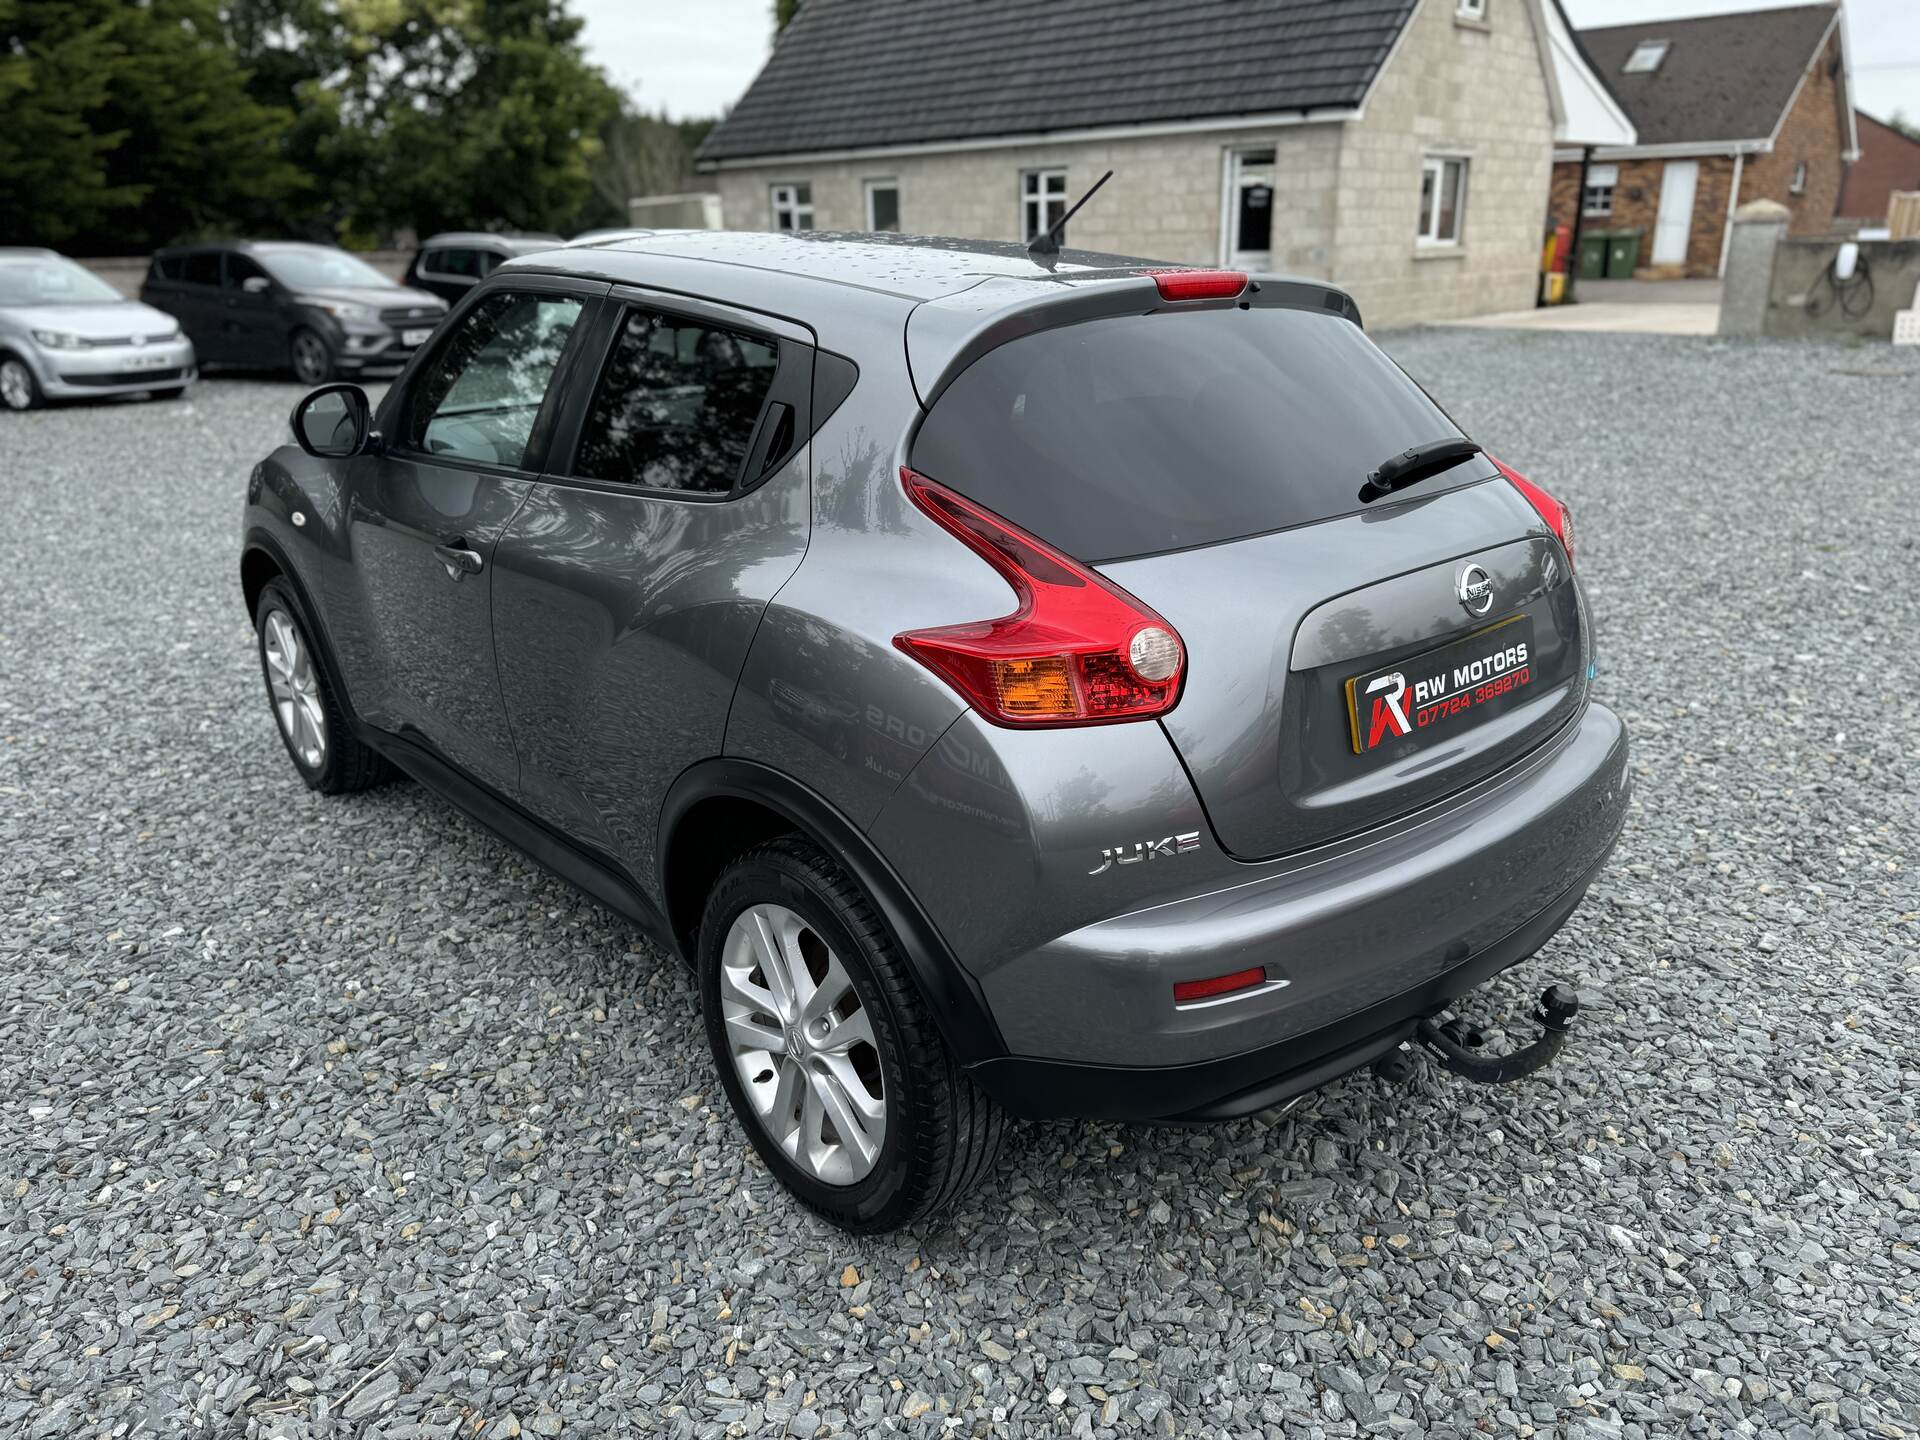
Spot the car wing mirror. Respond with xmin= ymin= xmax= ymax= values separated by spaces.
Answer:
xmin=242 ymin=275 xmax=272 ymax=295
xmin=290 ymin=383 xmax=375 ymax=459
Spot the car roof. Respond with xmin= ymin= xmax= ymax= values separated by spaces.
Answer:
xmin=153 ymin=240 xmax=346 ymax=257
xmin=419 ymin=232 xmax=563 ymax=253
xmin=506 ymin=229 xmax=1179 ymax=304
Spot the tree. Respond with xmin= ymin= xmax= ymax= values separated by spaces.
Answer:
xmin=591 ymin=105 xmax=717 ymax=218
xmin=0 ymin=0 xmax=301 ymax=251
xmin=774 ymin=0 xmax=801 ymax=30
xmin=1887 ymin=110 xmax=1920 ymax=144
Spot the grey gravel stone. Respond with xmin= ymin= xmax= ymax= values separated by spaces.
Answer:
xmin=1 ymin=337 xmax=1917 ymax=1438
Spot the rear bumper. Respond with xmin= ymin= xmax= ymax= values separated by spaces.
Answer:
xmin=963 ymin=700 xmax=1629 ymax=1120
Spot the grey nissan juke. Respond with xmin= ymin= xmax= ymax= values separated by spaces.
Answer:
xmin=242 ymin=229 xmax=1629 ymax=1231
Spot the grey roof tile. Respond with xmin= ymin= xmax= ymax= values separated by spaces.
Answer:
xmin=1576 ymin=5 xmax=1838 ymax=148
xmin=697 ymin=0 xmax=1417 ymax=163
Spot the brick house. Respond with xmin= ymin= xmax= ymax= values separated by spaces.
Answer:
xmin=694 ymin=0 xmax=1623 ymax=328
xmin=1837 ymin=111 xmax=1920 ymax=227
xmin=1546 ymin=4 xmax=1860 ymax=280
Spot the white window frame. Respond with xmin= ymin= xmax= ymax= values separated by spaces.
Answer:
xmin=1021 ymin=168 xmax=1069 ymax=244
xmin=1456 ymin=0 xmax=1487 ymax=21
xmin=1789 ymin=161 xmax=1808 ymax=195
xmin=864 ymin=177 xmax=900 ymax=232
xmin=1623 ymin=41 xmax=1670 ymax=74
xmin=1582 ymin=163 xmax=1619 ymax=217
xmin=1417 ymin=155 xmax=1469 ymax=247
xmin=770 ymin=182 xmax=814 ymax=232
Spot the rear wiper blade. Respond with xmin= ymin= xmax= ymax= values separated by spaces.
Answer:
xmin=1358 ymin=438 xmax=1483 ymax=503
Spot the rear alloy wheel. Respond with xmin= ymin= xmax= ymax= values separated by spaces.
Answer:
xmin=1 ymin=356 xmax=41 ymax=411
xmin=698 ymin=837 xmax=1009 ymax=1231
xmin=253 ymin=577 xmax=390 ymax=794
xmin=290 ymin=329 xmax=334 ymax=385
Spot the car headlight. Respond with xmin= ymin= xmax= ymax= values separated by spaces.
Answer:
xmin=31 ymin=330 xmax=85 ymax=350
xmin=301 ymin=298 xmax=375 ymax=323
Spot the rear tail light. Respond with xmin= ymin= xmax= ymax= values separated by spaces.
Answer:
xmin=1490 ymin=455 xmax=1575 ymax=570
xmin=1173 ymin=966 xmax=1267 ymax=1004
xmin=1133 ymin=268 xmax=1248 ymax=301
xmin=894 ymin=468 xmax=1186 ymax=726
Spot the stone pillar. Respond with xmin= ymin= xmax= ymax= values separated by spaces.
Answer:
xmin=1718 ymin=199 xmax=1791 ymax=338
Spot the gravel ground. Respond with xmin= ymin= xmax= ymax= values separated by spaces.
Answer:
xmin=1 ymin=335 xmax=1917 ymax=1440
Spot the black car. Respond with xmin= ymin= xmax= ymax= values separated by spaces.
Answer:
xmin=401 ymin=232 xmax=563 ymax=305
xmin=141 ymin=242 xmax=447 ymax=384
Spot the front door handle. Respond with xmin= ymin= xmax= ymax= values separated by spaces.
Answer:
xmin=433 ymin=541 xmax=484 ymax=581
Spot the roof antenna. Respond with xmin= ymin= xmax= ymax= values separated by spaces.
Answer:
xmin=1027 ymin=169 xmax=1113 ymax=266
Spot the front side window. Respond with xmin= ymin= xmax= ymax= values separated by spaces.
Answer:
xmin=1021 ymin=169 xmax=1069 ymax=244
xmin=771 ymin=182 xmax=814 ymax=231
xmin=1418 ymin=157 xmax=1468 ymax=246
xmin=1582 ymin=163 xmax=1618 ymax=216
xmin=573 ymin=307 xmax=778 ymax=494
xmin=404 ymin=290 xmax=584 ymax=469
xmin=865 ymin=178 xmax=900 ymax=232
xmin=225 ymin=254 xmax=272 ymax=290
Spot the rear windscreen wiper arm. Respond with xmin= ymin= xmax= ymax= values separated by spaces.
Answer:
xmin=1358 ymin=438 xmax=1484 ymax=503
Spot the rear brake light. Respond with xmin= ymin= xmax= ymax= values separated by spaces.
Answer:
xmin=894 ymin=468 xmax=1186 ymax=726
xmin=1489 ymin=455 xmax=1575 ymax=570
xmin=1134 ymin=268 xmax=1248 ymax=301
xmin=1173 ymin=966 xmax=1267 ymax=1004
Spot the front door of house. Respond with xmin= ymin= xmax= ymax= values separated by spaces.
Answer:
xmin=1227 ymin=149 xmax=1276 ymax=269
xmin=1652 ymin=160 xmax=1700 ymax=267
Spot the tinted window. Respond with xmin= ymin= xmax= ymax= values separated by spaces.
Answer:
xmin=182 ymin=253 xmax=222 ymax=287
xmin=225 ymin=254 xmax=271 ymax=289
xmin=572 ymin=308 xmax=777 ymax=493
xmin=405 ymin=290 xmax=584 ymax=469
xmin=423 ymin=248 xmax=480 ymax=278
xmin=910 ymin=306 xmax=1472 ymax=562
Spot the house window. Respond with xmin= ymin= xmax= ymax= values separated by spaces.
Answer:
xmin=1418 ymin=156 xmax=1468 ymax=246
xmin=865 ymin=178 xmax=900 ymax=232
xmin=770 ymin=182 xmax=814 ymax=231
xmin=1623 ymin=40 xmax=1669 ymax=74
xmin=1583 ymin=163 xmax=1619 ymax=216
xmin=1456 ymin=0 xmax=1487 ymax=20
xmin=1790 ymin=161 xmax=1808 ymax=195
xmin=1021 ymin=169 xmax=1069 ymax=244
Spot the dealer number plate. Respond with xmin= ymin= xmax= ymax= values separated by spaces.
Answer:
xmin=1346 ymin=617 xmax=1536 ymax=755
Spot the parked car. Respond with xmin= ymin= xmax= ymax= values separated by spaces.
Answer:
xmin=142 ymin=241 xmax=446 ymax=384
xmin=240 ymin=232 xmax=1628 ymax=1231
xmin=401 ymin=232 xmax=563 ymax=304
xmin=0 ymin=248 xmax=196 ymax=411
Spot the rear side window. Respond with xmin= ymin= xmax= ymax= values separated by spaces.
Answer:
xmin=572 ymin=308 xmax=777 ymax=493
xmin=424 ymin=248 xmax=481 ymax=278
xmin=910 ymin=307 xmax=1470 ymax=562
xmin=182 ymin=253 xmax=221 ymax=287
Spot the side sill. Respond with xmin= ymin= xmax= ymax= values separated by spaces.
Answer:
xmin=356 ymin=724 xmax=674 ymax=948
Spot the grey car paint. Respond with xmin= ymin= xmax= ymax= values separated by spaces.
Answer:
xmin=242 ymin=230 xmax=1628 ymax=1123
xmin=0 ymin=248 xmax=197 ymax=405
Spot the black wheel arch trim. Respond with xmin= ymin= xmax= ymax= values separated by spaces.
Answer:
xmin=658 ymin=757 xmax=1008 ymax=1066
xmin=241 ymin=527 xmax=363 ymax=723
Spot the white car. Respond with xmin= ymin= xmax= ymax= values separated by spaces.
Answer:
xmin=0 ymin=248 xmax=197 ymax=411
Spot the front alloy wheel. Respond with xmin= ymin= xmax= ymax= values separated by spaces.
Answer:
xmin=290 ymin=330 xmax=333 ymax=385
xmin=261 ymin=607 xmax=328 ymax=771
xmin=1 ymin=357 xmax=40 ymax=411
xmin=720 ymin=902 xmax=888 ymax=1185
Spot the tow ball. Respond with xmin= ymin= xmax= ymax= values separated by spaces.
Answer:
xmin=1407 ymin=985 xmax=1581 ymax=1085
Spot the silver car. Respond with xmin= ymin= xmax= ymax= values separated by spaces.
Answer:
xmin=0 ymin=248 xmax=197 ymax=411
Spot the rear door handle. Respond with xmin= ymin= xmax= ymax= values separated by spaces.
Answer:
xmin=434 ymin=542 xmax=483 ymax=580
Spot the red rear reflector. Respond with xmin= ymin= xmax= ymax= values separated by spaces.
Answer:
xmin=1488 ymin=454 xmax=1576 ymax=571
xmin=1135 ymin=268 xmax=1248 ymax=301
xmin=894 ymin=469 xmax=1186 ymax=727
xmin=1173 ymin=967 xmax=1267 ymax=1004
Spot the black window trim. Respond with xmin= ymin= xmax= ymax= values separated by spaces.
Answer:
xmin=537 ymin=283 xmax=815 ymax=505
xmin=377 ymin=273 xmax=611 ymax=482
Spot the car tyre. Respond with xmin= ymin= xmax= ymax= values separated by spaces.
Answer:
xmin=0 ymin=355 xmax=42 ymax=412
xmin=698 ymin=836 xmax=1009 ymax=1232
xmin=253 ymin=577 xmax=390 ymax=794
xmin=290 ymin=328 xmax=335 ymax=385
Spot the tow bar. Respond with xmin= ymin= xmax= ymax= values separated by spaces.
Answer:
xmin=1411 ymin=985 xmax=1581 ymax=1085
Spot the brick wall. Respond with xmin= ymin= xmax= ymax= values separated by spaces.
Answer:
xmin=1329 ymin=0 xmax=1554 ymax=326
xmin=1739 ymin=29 xmax=1849 ymax=237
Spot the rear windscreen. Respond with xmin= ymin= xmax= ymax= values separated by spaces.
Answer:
xmin=910 ymin=306 xmax=1476 ymax=562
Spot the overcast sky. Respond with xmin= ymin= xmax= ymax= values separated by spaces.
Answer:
xmin=571 ymin=0 xmax=1918 ymax=124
